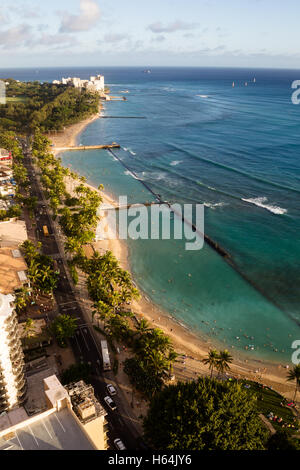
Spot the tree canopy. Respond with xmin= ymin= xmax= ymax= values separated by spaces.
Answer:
xmin=143 ymin=377 xmax=268 ymax=450
xmin=50 ymin=314 xmax=77 ymax=347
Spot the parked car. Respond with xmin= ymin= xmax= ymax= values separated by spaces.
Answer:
xmin=104 ymin=396 xmax=117 ymax=411
xmin=114 ymin=438 xmax=126 ymax=450
xmin=107 ymin=384 xmax=117 ymax=396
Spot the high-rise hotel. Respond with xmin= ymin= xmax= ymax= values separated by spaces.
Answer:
xmin=0 ymin=247 xmax=29 ymax=412
xmin=0 ymin=293 xmax=26 ymax=412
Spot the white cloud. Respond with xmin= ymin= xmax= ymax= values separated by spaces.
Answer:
xmin=103 ymin=33 xmax=130 ymax=43
xmin=59 ymin=0 xmax=101 ymax=33
xmin=0 ymin=24 xmax=32 ymax=48
xmin=148 ymin=20 xmax=198 ymax=34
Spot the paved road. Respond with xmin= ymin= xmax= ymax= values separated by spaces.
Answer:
xmin=22 ymin=143 xmax=144 ymax=450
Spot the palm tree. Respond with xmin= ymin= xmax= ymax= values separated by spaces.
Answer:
xmin=147 ymin=350 xmax=169 ymax=379
xmin=287 ymin=364 xmax=300 ymax=403
xmin=14 ymin=287 xmax=30 ymax=315
xmin=136 ymin=318 xmax=153 ymax=336
xmin=216 ymin=350 xmax=233 ymax=377
xmin=202 ymin=349 xmax=219 ymax=379
xmin=166 ymin=349 xmax=178 ymax=376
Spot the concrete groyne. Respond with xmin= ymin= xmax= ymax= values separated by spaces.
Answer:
xmin=54 ymin=143 xmax=120 ymax=151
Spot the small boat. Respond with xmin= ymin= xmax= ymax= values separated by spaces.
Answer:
xmin=245 ymin=82 xmax=248 ymax=87
xmin=143 ymin=69 xmax=151 ymax=74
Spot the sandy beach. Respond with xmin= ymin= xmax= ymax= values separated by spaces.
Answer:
xmin=49 ymin=112 xmax=298 ymax=403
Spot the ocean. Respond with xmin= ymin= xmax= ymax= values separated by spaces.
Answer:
xmin=2 ymin=66 xmax=300 ymax=363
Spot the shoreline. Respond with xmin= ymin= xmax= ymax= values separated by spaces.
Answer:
xmin=49 ymin=112 xmax=297 ymax=402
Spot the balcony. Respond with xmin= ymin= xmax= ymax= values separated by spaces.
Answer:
xmin=12 ymin=362 xmax=25 ymax=375
xmin=0 ymin=389 xmax=8 ymax=399
xmin=17 ymin=378 xmax=26 ymax=392
xmin=13 ymin=369 xmax=25 ymax=382
xmin=10 ymin=344 xmax=22 ymax=358
xmin=4 ymin=314 xmax=17 ymax=327
xmin=6 ymin=328 xmax=18 ymax=341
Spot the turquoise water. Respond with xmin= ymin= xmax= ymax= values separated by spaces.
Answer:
xmin=30 ymin=66 xmax=299 ymax=364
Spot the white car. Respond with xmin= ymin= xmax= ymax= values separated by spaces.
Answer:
xmin=114 ymin=438 xmax=126 ymax=450
xmin=107 ymin=384 xmax=117 ymax=396
xmin=104 ymin=396 xmax=117 ymax=411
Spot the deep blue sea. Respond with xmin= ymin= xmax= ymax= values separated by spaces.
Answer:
xmin=2 ymin=66 xmax=300 ymax=363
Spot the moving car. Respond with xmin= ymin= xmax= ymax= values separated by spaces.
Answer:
xmin=104 ymin=396 xmax=117 ymax=411
xmin=114 ymin=438 xmax=126 ymax=450
xmin=107 ymin=384 xmax=117 ymax=396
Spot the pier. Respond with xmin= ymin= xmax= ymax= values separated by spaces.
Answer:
xmin=54 ymin=143 xmax=121 ymax=151
xmin=101 ymin=116 xmax=146 ymax=119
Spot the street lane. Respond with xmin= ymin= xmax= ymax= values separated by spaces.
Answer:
xmin=22 ymin=147 xmax=143 ymax=450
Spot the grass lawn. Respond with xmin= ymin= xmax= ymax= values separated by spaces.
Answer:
xmin=240 ymin=380 xmax=299 ymax=434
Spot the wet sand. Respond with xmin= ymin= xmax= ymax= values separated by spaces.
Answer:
xmin=49 ymin=113 xmax=298 ymax=403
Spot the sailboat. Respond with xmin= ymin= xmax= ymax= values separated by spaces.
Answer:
xmin=253 ymin=77 xmax=256 ymax=83
xmin=232 ymin=81 xmax=235 ymax=88
xmin=245 ymin=82 xmax=248 ymax=87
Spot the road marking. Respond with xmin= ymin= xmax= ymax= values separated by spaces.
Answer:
xmin=86 ymin=327 xmax=103 ymax=359
xmin=74 ymin=333 xmax=82 ymax=353
xmin=80 ymin=329 xmax=90 ymax=351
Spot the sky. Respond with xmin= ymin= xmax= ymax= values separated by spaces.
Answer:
xmin=0 ymin=0 xmax=300 ymax=68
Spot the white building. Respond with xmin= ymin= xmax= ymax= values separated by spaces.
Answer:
xmin=53 ymin=75 xmax=105 ymax=93
xmin=0 ymin=376 xmax=108 ymax=450
xmin=0 ymin=293 xmax=26 ymax=412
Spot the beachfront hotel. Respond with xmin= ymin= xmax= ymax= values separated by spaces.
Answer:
xmin=53 ymin=75 xmax=105 ymax=94
xmin=0 ymin=248 xmax=30 ymax=413
xmin=0 ymin=293 xmax=26 ymax=412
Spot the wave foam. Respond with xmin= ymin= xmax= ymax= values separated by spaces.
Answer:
xmin=204 ymin=202 xmax=227 ymax=209
xmin=124 ymin=170 xmax=140 ymax=180
xmin=170 ymin=160 xmax=183 ymax=166
xmin=242 ymin=197 xmax=287 ymax=215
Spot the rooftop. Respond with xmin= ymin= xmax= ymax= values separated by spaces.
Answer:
xmin=0 ymin=246 xmax=28 ymax=294
xmin=65 ymin=381 xmax=106 ymax=424
xmin=0 ymin=407 xmax=95 ymax=450
xmin=0 ymin=220 xmax=28 ymax=248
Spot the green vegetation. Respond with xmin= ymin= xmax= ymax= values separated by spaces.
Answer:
xmin=241 ymin=379 xmax=299 ymax=434
xmin=202 ymin=349 xmax=233 ymax=378
xmin=61 ymin=363 xmax=91 ymax=385
xmin=143 ymin=377 xmax=268 ymax=450
xmin=21 ymin=318 xmax=52 ymax=350
xmin=287 ymin=364 xmax=300 ymax=403
xmin=0 ymin=204 xmax=22 ymax=222
xmin=49 ymin=314 xmax=77 ymax=348
xmin=31 ymin=126 xmax=178 ymax=403
xmin=0 ymin=79 xmax=100 ymax=133
xmin=21 ymin=240 xmax=59 ymax=295
xmin=79 ymin=250 xmax=139 ymax=316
